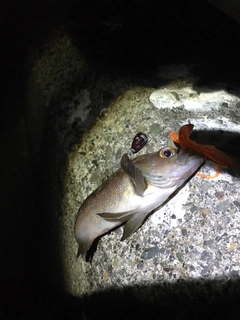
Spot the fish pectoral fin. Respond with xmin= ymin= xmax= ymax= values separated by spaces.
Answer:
xmin=98 ymin=210 xmax=135 ymax=222
xmin=120 ymin=153 xmax=148 ymax=196
xmin=121 ymin=212 xmax=148 ymax=241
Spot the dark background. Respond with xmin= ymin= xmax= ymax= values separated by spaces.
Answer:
xmin=1 ymin=0 xmax=240 ymax=319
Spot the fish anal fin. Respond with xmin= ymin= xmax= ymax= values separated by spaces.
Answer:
xmin=120 ymin=153 xmax=147 ymax=196
xmin=121 ymin=212 xmax=148 ymax=241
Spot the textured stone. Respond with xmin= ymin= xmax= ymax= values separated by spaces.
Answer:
xmin=61 ymin=70 xmax=240 ymax=296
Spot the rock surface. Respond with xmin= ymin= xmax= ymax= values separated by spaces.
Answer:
xmin=62 ymin=69 xmax=240 ymax=297
xmin=2 ymin=1 xmax=240 ymax=318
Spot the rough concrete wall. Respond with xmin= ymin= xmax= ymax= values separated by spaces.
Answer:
xmin=208 ymin=0 xmax=240 ymax=24
xmin=1 ymin=0 xmax=240 ymax=319
xmin=25 ymin=30 xmax=87 ymax=168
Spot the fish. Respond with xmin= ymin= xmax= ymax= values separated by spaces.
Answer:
xmin=74 ymin=146 xmax=204 ymax=257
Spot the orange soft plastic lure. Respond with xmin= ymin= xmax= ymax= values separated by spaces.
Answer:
xmin=170 ymin=124 xmax=235 ymax=178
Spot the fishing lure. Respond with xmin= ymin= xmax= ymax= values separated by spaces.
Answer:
xmin=131 ymin=132 xmax=148 ymax=153
xmin=170 ymin=123 xmax=235 ymax=178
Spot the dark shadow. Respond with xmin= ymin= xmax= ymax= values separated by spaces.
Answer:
xmin=61 ymin=280 xmax=240 ymax=320
xmin=191 ymin=129 xmax=240 ymax=157
xmin=66 ymin=0 xmax=240 ymax=98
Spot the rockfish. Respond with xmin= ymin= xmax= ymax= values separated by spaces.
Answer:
xmin=74 ymin=146 xmax=204 ymax=257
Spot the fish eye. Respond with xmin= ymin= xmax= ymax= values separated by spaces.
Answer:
xmin=159 ymin=147 xmax=175 ymax=158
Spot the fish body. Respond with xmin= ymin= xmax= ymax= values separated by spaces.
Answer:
xmin=75 ymin=147 xmax=204 ymax=256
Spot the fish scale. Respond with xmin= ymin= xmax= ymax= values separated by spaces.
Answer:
xmin=75 ymin=147 xmax=204 ymax=258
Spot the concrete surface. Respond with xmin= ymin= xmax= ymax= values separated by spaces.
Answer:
xmin=63 ymin=72 xmax=240 ymax=297
xmin=1 ymin=1 xmax=240 ymax=319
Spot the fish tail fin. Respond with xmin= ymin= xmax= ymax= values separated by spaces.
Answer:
xmin=76 ymin=238 xmax=93 ymax=258
xmin=77 ymin=245 xmax=84 ymax=258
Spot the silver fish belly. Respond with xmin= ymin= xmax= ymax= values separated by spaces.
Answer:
xmin=74 ymin=146 xmax=204 ymax=256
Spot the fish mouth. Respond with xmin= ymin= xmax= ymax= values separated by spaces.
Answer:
xmin=175 ymin=149 xmax=204 ymax=178
xmin=177 ymin=149 xmax=203 ymax=166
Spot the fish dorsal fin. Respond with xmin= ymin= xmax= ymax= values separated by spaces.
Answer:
xmin=120 ymin=153 xmax=147 ymax=196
